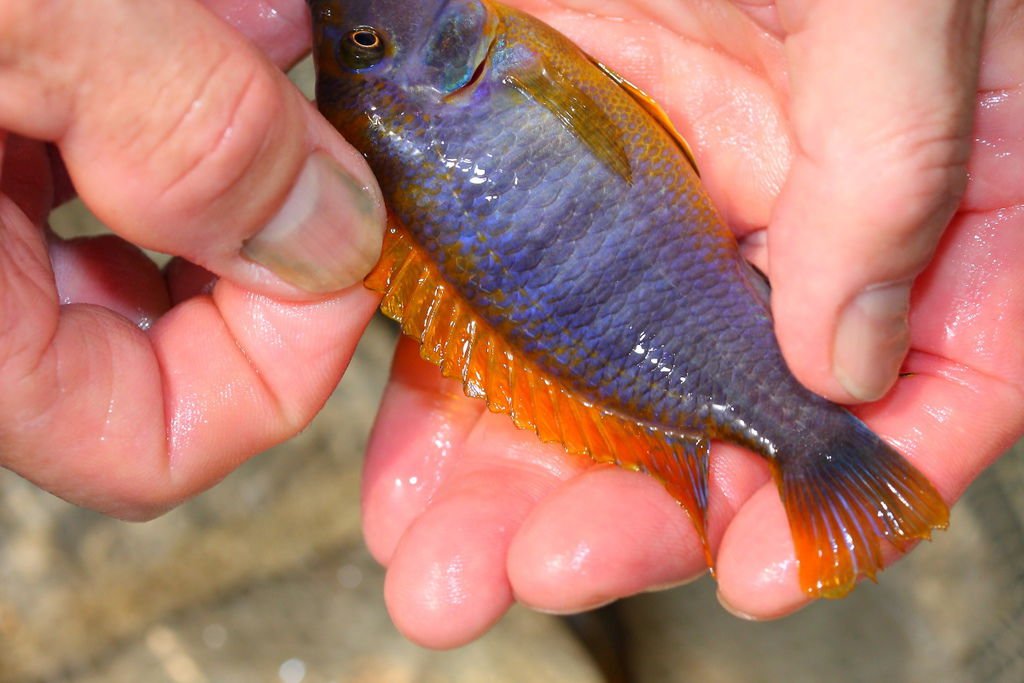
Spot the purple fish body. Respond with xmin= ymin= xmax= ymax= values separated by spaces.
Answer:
xmin=308 ymin=0 xmax=948 ymax=597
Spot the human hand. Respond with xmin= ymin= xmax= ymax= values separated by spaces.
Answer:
xmin=360 ymin=0 xmax=1024 ymax=647
xmin=0 ymin=0 xmax=384 ymax=517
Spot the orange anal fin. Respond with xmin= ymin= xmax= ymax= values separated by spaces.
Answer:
xmin=772 ymin=435 xmax=950 ymax=599
xmin=635 ymin=428 xmax=712 ymax=567
xmin=365 ymin=220 xmax=713 ymax=564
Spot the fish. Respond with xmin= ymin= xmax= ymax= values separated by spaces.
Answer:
xmin=306 ymin=0 xmax=949 ymax=598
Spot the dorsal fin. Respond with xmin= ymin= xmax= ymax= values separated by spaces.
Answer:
xmin=589 ymin=58 xmax=701 ymax=177
xmin=366 ymin=218 xmax=712 ymax=560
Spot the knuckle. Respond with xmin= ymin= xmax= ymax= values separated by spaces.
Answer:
xmin=816 ymin=121 xmax=969 ymax=258
xmin=92 ymin=46 xmax=298 ymax=244
xmin=148 ymin=57 xmax=287 ymax=212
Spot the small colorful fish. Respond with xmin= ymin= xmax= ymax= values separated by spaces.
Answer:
xmin=307 ymin=0 xmax=949 ymax=598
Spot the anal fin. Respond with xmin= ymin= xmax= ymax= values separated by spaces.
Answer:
xmin=366 ymin=219 xmax=712 ymax=557
xmin=628 ymin=424 xmax=712 ymax=567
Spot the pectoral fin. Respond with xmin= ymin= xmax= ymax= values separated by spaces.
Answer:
xmin=503 ymin=64 xmax=633 ymax=184
xmin=589 ymin=58 xmax=701 ymax=177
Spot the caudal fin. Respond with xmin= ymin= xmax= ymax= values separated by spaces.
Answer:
xmin=773 ymin=425 xmax=949 ymax=598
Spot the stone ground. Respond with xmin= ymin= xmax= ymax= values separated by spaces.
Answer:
xmin=1 ymin=59 xmax=1021 ymax=683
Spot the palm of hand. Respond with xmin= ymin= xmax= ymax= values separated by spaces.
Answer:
xmin=362 ymin=0 xmax=1024 ymax=647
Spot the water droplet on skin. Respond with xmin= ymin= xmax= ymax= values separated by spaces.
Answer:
xmin=979 ymin=90 xmax=1010 ymax=110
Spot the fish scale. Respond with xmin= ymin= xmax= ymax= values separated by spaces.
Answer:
xmin=309 ymin=0 xmax=949 ymax=598
xmin=454 ymin=56 xmax=787 ymax=456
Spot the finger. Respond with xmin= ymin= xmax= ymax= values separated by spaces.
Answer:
xmin=768 ymin=0 xmax=986 ymax=402
xmin=962 ymin=0 xmax=1024 ymax=214
xmin=0 ymin=158 xmax=380 ymax=518
xmin=730 ymin=0 xmax=786 ymax=37
xmin=148 ymin=282 xmax=380 ymax=505
xmin=507 ymin=0 xmax=791 ymax=235
xmin=716 ymin=362 xmax=1023 ymax=618
xmin=506 ymin=441 xmax=771 ymax=613
xmin=967 ymin=86 xmax=1024 ymax=214
xmin=0 ymin=138 xmax=147 ymax=322
xmin=361 ymin=337 xmax=486 ymax=565
xmin=0 ymin=204 xmax=381 ymax=516
xmin=45 ymin=0 xmax=315 ymax=213
xmin=507 ymin=465 xmax=705 ymax=613
xmin=369 ymin=345 xmax=775 ymax=633
xmin=910 ymin=206 xmax=1024 ymax=394
xmin=383 ymin=412 xmax=578 ymax=649
xmin=50 ymin=229 xmax=214 ymax=318
xmin=48 ymin=233 xmax=170 ymax=329
xmin=718 ymin=205 xmax=1024 ymax=618
xmin=201 ymin=0 xmax=313 ymax=68
xmin=165 ymin=257 xmax=218 ymax=304
xmin=0 ymin=0 xmax=384 ymax=299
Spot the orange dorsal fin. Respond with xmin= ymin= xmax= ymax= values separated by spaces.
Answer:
xmin=366 ymin=220 xmax=712 ymax=561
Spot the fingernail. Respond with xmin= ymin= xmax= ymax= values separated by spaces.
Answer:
xmin=716 ymin=589 xmax=758 ymax=621
xmin=833 ymin=282 xmax=912 ymax=402
xmin=243 ymin=151 xmax=384 ymax=293
xmin=530 ymin=597 xmax=616 ymax=616
xmin=642 ymin=571 xmax=706 ymax=593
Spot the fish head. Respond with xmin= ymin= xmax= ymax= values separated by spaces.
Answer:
xmin=307 ymin=0 xmax=496 ymax=98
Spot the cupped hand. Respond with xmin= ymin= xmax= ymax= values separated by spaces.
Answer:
xmin=0 ymin=0 xmax=384 ymax=517
xmin=362 ymin=0 xmax=1024 ymax=647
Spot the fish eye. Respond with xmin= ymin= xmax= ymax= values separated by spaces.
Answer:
xmin=339 ymin=27 xmax=386 ymax=70
xmin=351 ymin=29 xmax=380 ymax=49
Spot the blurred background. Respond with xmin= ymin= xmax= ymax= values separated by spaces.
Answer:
xmin=2 ymin=59 xmax=1022 ymax=683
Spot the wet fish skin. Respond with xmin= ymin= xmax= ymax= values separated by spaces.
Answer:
xmin=308 ymin=0 xmax=948 ymax=598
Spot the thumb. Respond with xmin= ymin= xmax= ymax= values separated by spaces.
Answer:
xmin=0 ymin=0 xmax=383 ymax=298
xmin=769 ymin=0 xmax=985 ymax=402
